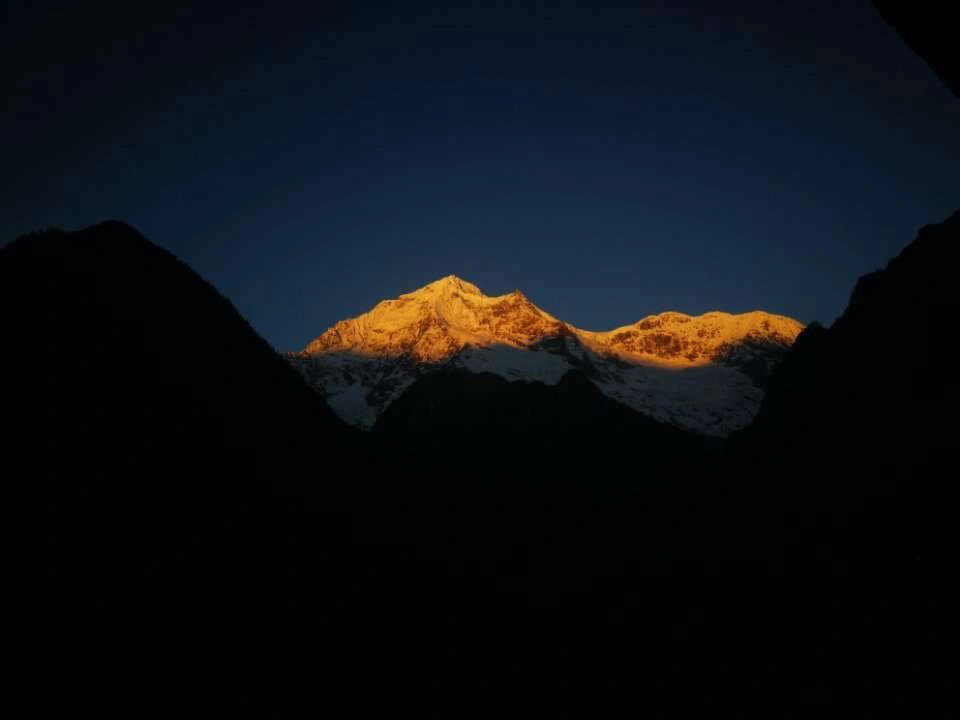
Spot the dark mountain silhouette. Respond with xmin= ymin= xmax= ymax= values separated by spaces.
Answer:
xmin=871 ymin=2 xmax=957 ymax=97
xmin=366 ymin=367 xmax=719 ymax=541
xmin=716 ymin=210 xmax=958 ymax=704
xmin=5 ymin=211 xmax=954 ymax=707
xmin=2 ymin=221 xmax=360 ymax=685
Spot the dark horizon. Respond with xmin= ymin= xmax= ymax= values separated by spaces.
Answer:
xmin=3 ymin=1 xmax=957 ymax=352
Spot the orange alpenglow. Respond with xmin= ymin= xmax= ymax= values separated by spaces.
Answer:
xmin=287 ymin=276 xmax=804 ymax=436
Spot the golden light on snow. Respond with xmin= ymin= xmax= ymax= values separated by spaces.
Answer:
xmin=286 ymin=275 xmax=805 ymax=436
xmin=296 ymin=275 xmax=804 ymax=368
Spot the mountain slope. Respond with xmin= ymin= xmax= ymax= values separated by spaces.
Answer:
xmin=2 ymin=221 xmax=360 ymax=682
xmin=709 ymin=210 xmax=960 ymax=706
xmin=289 ymin=275 xmax=804 ymax=436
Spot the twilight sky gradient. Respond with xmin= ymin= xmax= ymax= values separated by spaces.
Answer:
xmin=3 ymin=0 xmax=958 ymax=351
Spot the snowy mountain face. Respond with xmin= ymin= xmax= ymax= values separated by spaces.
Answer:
xmin=286 ymin=276 xmax=805 ymax=437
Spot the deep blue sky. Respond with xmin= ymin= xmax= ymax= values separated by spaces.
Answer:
xmin=3 ymin=1 xmax=958 ymax=351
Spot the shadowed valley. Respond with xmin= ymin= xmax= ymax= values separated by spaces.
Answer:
xmin=6 ymin=211 xmax=953 ymax=704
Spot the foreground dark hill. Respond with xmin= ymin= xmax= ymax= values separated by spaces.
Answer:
xmin=872 ymin=1 xmax=956 ymax=97
xmin=716 ymin=210 xmax=959 ymax=703
xmin=2 ymin=221 xmax=359 ymax=671
xmin=4 ymin=213 xmax=953 ymax=707
xmin=733 ymin=210 xmax=958 ymax=582
xmin=368 ymin=368 xmax=719 ymax=531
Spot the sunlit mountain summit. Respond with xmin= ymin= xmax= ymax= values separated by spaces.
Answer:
xmin=287 ymin=275 xmax=804 ymax=436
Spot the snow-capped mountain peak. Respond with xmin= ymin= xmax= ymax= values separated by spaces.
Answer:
xmin=416 ymin=274 xmax=483 ymax=295
xmin=301 ymin=276 xmax=564 ymax=362
xmin=287 ymin=277 xmax=805 ymax=436
xmin=578 ymin=310 xmax=805 ymax=368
